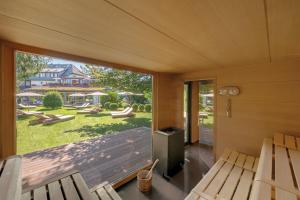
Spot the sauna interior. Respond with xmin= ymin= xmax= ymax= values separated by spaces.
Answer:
xmin=0 ymin=1 xmax=300 ymax=200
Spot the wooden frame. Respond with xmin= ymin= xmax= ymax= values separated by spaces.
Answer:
xmin=183 ymin=77 xmax=217 ymax=161
xmin=0 ymin=39 xmax=157 ymax=157
xmin=0 ymin=43 xmax=16 ymax=158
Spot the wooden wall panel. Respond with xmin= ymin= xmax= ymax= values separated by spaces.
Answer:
xmin=0 ymin=43 xmax=15 ymax=158
xmin=153 ymin=73 xmax=184 ymax=130
xmin=180 ymin=61 xmax=300 ymax=158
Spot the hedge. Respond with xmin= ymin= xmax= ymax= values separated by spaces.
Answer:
xmin=138 ymin=104 xmax=145 ymax=112
xmin=109 ymin=103 xmax=118 ymax=111
xmin=132 ymin=103 xmax=138 ymax=112
xmin=145 ymin=104 xmax=152 ymax=112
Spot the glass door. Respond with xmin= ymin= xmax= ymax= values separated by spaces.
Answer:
xmin=199 ymin=80 xmax=214 ymax=146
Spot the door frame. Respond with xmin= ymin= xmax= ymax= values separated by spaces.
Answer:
xmin=183 ymin=77 xmax=217 ymax=161
xmin=184 ymin=81 xmax=192 ymax=145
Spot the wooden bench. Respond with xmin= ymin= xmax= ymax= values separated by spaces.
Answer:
xmin=90 ymin=181 xmax=122 ymax=200
xmin=21 ymin=170 xmax=94 ymax=200
xmin=250 ymin=133 xmax=300 ymax=200
xmin=185 ymin=149 xmax=259 ymax=200
xmin=0 ymin=155 xmax=22 ymax=200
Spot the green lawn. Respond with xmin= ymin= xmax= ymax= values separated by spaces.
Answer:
xmin=17 ymin=107 xmax=152 ymax=155
xmin=201 ymin=114 xmax=214 ymax=129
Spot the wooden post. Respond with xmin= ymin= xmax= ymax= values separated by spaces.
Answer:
xmin=0 ymin=43 xmax=16 ymax=158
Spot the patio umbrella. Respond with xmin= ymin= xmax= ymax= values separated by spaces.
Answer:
xmin=17 ymin=92 xmax=44 ymax=107
xmin=118 ymin=91 xmax=144 ymax=105
xmin=16 ymin=92 xmax=44 ymax=97
xmin=118 ymin=91 xmax=143 ymax=96
xmin=86 ymin=91 xmax=108 ymax=96
xmin=86 ymin=91 xmax=108 ymax=105
xmin=69 ymin=93 xmax=86 ymax=97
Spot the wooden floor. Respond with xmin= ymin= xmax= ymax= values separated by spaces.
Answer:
xmin=22 ymin=127 xmax=152 ymax=190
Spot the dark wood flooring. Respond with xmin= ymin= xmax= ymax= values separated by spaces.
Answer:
xmin=117 ymin=143 xmax=213 ymax=200
xmin=22 ymin=127 xmax=152 ymax=190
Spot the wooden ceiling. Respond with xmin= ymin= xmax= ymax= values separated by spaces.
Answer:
xmin=0 ymin=0 xmax=298 ymax=73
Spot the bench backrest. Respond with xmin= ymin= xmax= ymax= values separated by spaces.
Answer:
xmin=250 ymin=133 xmax=300 ymax=200
xmin=0 ymin=156 xmax=22 ymax=200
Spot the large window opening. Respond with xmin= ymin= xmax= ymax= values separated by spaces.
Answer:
xmin=16 ymin=51 xmax=153 ymax=189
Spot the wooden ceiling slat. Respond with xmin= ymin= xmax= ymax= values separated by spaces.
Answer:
xmin=107 ymin=0 xmax=270 ymax=66
xmin=0 ymin=0 xmax=214 ymax=72
xmin=266 ymin=0 xmax=300 ymax=61
xmin=0 ymin=0 xmax=299 ymax=72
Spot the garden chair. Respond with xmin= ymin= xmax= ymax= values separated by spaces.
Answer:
xmin=74 ymin=103 xmax=90 ymax=109
xmin=18 ymin=103 xmax=36 ymax=109
xmin=17 ymin=109 xmax=43 ymax=117
xmin=43 ymin=114 xmax=75 ymax=125
xmin=77 ymin=107 xmax=102 ymax=114
xmin=111 ymin=107 xmax=135 ymax=118
xmin=29 ymin=114 xmax=52 ymax=125
xmin=110 ymin=107 xmax=130 ymax=115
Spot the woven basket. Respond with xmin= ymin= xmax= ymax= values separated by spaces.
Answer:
xmin=137 ymin=170 xmax=152 ymax=192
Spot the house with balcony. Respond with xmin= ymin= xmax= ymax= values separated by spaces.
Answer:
xmin=25 ymin=64 xmax=91 ymax=87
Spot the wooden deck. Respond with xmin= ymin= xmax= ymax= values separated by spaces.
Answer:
xmin=22 ymin=127 xmax=152 ymax=191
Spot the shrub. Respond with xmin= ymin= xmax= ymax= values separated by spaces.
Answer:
xmin=138 ymin=104 xmax=145 ymax=112
xmin=100 ymin=91 xmax=120 ymax=105
xmin=122 ymin=103 xmax=130 ymax=108
xmin=132 ymin=103 xmax=138 ymax=112
xmin=43 ymin=91 xmax=63 ymax=109
xmin=109 ymin=103 xmax=118 ymax=111
xmin=104 ymin=102 xmax=111 ymax=109
xmin=118 ymin=102 xmax=122 ymax=108
xmin=131 ymin=95 xmax=147 ymax=104
xmin=145 ymin=104 xmax=152 ymax=112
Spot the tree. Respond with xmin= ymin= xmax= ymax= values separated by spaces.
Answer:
xmin=16 ymin=52 xmax=51 ymax=89
xmin=86 ymin=65 xmax=152 ymax=94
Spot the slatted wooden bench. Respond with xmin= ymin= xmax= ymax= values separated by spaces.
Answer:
xmin=185 ymin=149 xmax=259 ymax=200
xmin=21 ymin=170 xmax=94 ymax=200
xmin=0 ymin=155 xmax=22 ymax=200
xmin=250 ymin=133 xmax=300 ymax=200
xmin=90 ymin=181 xmax=122 ymax=200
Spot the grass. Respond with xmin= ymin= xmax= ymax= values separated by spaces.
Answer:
xmin=200 ymin=114 xmax=214 ymax=129
xmin=17 ymin=107 xmax=152 ymax=155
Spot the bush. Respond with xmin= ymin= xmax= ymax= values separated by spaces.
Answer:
xmin=118 ymin=102 xmax=122 ymax=108
xmin=104 ymin=102 xmax=111 ymax=109
xmin=131 ymin=95 xmax=147 ymax=104
xmin=43 ymin=91 xmax=63 ymax=109
xmin=138 ymin=104 xmax=145 ymax=112
xmin=100 ymin=91 xmax=120 ymax=105
xmin=122 ymin=102 xmax=130 ymax=108
xmin=109 ymin=103 xmax=118 ymax=111
xmin=145 ymin=104 xmax=152 ymax=112
xmin=132 ymin=103 xmax=138 ymax=112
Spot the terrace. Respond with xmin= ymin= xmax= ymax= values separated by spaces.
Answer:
xmin=22 ymin=127 xmax=152 ymax=190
